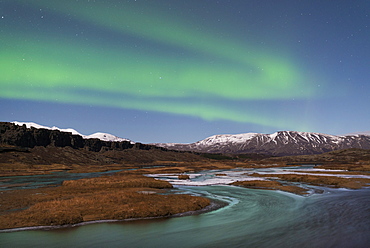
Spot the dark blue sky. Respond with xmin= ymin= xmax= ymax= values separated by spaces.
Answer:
xmin=1 ymin=0 xmax=369 ymax=143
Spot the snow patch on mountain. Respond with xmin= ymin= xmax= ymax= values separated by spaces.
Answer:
xmin=12 ymin=121 xmax=83 ymax=136
xmin=12 ymin=121 xmax=132 ymax=143
xmin=196 ymin=133 xmax=259 ymax=146
xmin=85 ymin=132 xmax=129 ymax=142
xmin=345 ymin=131 xmax=370 ymax=137
xmin=155 ymin=130 xmax=370 ymax=156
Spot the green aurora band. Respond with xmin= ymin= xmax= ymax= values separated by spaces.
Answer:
xmin=1 ymin=0 xmax=317 ymax=128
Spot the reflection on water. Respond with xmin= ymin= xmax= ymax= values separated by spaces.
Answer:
xmin=1 ymin=186 xmax=370 ymax=248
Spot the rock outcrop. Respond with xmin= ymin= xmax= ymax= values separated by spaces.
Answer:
xmin=0 ymin=122 xmax=164 ymax=152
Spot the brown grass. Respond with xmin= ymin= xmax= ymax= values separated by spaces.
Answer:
xmin=0 ymin=161 xmax=141 ymax=177
xmin=178 ymin=175 xmax=190 ymax=180
xmin=290 ymin=170 xmax=370 ymax=176
xmin=231 ymin=180 xmax=309 ymax=195
xmin=0 ymin=174 xmax=210 ymax=230
xmin=1 ymin=191 xmax=209 ymax=228
xmin=62 ymin=174 xmax=173 ymax=190
xmin=316 ymin=163 xmax=370 ymax=172
xmin=249 ymin=173 xmax=370 ymax=189
xmin=128 ymin=162 xmax=236 ymax=175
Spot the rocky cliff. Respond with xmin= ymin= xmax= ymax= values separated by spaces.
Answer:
xmin=0 ymin=122 xmax=163 ymax=152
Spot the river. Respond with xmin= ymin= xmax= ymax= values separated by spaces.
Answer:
xmin=1 ymin=168 xmax=370 ymax=248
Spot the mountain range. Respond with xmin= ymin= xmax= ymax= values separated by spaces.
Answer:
xmin=154 ymin=131 xmax=370 ymax=156
xmin=6 ymin=121 xmax=370 ymax=156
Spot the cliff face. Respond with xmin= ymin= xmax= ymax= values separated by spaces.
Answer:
xmin=0 ymin=122 xmax=162 ymax=152
xmin=0 ymin=122 xmax=84 ymax=149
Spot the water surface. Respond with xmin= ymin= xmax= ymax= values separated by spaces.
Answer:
xmin=1 ymin=166 xmax=370 ymax=247
xmin=1 ymin=186 xmax=369 ymax=248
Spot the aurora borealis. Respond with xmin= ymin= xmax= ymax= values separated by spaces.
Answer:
xmin=1 ymin=1 xmax=369 ymax=143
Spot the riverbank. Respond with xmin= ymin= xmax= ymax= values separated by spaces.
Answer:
xmin=2 ymin=186 xmax=369 ymax=248
xmin=144 ymin=164 xmax=370 ymax=195
xmin=0 ymin=173 xmax=210 ymax=230
xmin=1 ymin=160 xmax=370 ymax=231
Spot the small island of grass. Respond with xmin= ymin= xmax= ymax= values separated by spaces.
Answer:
xmin=0 ymin=173 xmax=210 ymax=230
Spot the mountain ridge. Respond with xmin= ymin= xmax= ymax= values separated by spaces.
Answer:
xmin=5 ymin=121 xmax=370 ymax=156
xmin=0 ymin=122 xmax=157 ymax=153
xmin=12 ymin=121 xmax=132 ymax=143
xmin=153 ymin=130 xmax=370 ymax=156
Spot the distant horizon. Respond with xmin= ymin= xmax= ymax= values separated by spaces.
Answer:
xmin=7 ymin=120 xmax=370 ymax=144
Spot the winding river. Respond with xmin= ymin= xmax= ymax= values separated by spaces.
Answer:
xmin=1 ymin=168 xmax=370 ymax=248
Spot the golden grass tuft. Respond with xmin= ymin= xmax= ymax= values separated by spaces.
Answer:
xmin=231 ymin=180 xmax=309 ymax=195
xmin=0 ymin=174 xmax=210 ymax=230
xmin=62 ymin=174 xmax=173 ymax=189
xmin=249 ymin=173 xmax=370 ymax=189
xmin=178 ymin=175 xmax=190 ymax=180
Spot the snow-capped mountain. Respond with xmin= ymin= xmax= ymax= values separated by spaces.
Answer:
xmin=12 ymin=121 xmax=132 ymax=143
xmin=84 ymin=132 xmax=130 ymax=142
xmin=344 ymin=131 xmax=370 ymax=136
xmin=12 ymin=121 xmax=83 ymax=136
xmin=11 ymin=121 xmax=370 ymax=156
xmin=154 ymin=131 xmax=370 ymax=156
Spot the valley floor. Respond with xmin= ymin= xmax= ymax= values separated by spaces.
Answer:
xmin=1 ymin=160 xmax=370 ymax=231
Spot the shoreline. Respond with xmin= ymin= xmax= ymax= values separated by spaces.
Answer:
xmin=0 ymin=198 xmax=227 ymax=233
xmin=0 ymin=173 xmax=212 ymax=230
xmin=3 ymin=185 xmax=369 ymax=233
xmin=2 ymin=163 xmax=370 ymax=231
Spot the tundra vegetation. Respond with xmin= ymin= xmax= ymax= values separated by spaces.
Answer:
xmin=0 ymin=173 xmax=210 ymax=230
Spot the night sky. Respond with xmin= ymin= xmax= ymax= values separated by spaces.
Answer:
xmin=1 ymin=0 xmax=369 ymax=143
